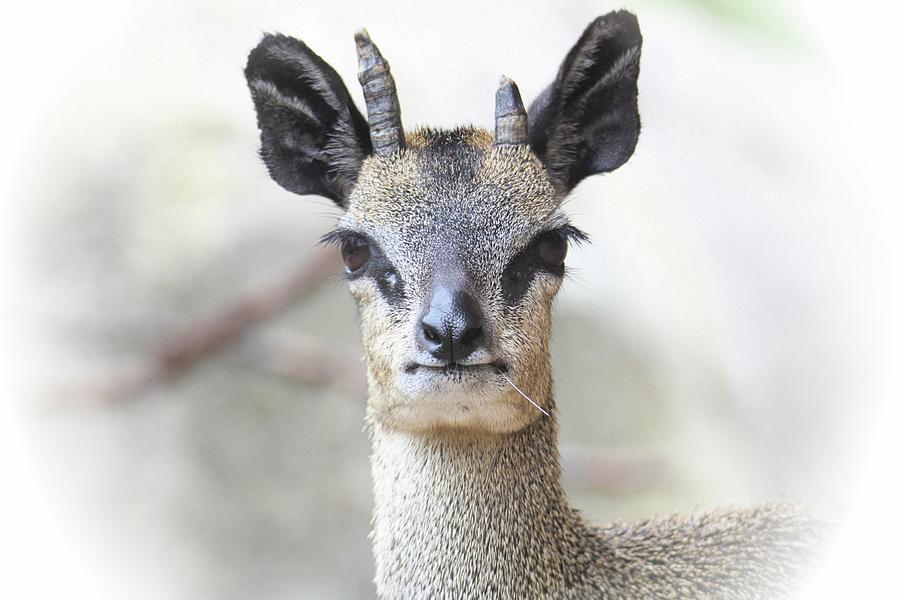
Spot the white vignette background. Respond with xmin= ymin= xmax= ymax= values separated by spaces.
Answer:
xmin=1 ymin=0 xmax=897 ymax=598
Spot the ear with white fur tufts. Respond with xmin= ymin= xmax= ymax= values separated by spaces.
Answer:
xmin=245 ymin=34 xmax=372 ymax=207
xmin=528 ymin=10 xmax=642 ymax=194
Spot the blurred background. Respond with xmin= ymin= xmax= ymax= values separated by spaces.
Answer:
xmin=2 ymin=0 xmax=897 ymax=598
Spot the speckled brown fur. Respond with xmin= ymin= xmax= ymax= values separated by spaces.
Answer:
xmin=343 ymin=130 xmax=823 ymax=598
xmin=370 ymin=416 xmax=821 ymax=599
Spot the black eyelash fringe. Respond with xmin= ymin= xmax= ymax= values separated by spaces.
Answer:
xmin=318 ymin=228 xmax=355 ymax=247
xmin=320 ymin=225 xmax=589 ymax=248
xmin=557 ymin=224 xmax=591 ymax=245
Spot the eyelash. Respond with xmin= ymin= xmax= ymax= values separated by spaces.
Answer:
xmin=554 ymin=224 xmax=590 ymax=245
xmin=499 ymin=225 xmax=589 ymax=305
xmin=320 ymin=224 xmax=588 ymax=306
xmin=318 ymin=228 xmax=358 ymax=249
xmin=319 ymin=225 xmax=588 ymax=246
xmin=320 ymin=230 xmax=408 ymax=305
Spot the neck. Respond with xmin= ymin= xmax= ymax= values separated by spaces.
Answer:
xmin=368 ymin=405 xmax=594 ymax=598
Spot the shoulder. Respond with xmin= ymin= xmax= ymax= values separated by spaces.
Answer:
xmin=573 ymin=503 xmax=827 ymax=599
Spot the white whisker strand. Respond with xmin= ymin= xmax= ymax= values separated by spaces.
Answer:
xmin=560 ymin=188 xmax=589 ymax=208
xmin=496 ymin=368 xmax=550 ymax=417
xmin=562 ymin=265 xmax=590 ymax=290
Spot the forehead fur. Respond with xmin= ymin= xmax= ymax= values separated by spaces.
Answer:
xmin=343 ymin=127 xmax=564 ymax=285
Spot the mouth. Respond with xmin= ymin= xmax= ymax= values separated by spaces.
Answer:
xmin=404 ymin=361 xmax=508 ymax=376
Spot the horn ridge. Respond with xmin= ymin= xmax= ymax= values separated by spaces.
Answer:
xmin=355 ymin=29 xmax=405 ymax=155
xmin=495 ymin=75 xmax=528 ymax=146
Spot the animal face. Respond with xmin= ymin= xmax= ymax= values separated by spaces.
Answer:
xmin=331 ymin=130 xmax=587 ymax=432
xmin=245 ymin=11 xmax=642 ymax=433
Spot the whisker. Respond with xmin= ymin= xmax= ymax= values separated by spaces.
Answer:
xmin=495 ymin=368 xmax=550 ymax=417
xmin=562 ymin=266 xmax=591 ymax=290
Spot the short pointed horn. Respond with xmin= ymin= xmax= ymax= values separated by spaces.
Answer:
xmin=355 ymin=29 xmax=405 ymax=155
xmin=495 ymin=76 xmax=528 ymax=146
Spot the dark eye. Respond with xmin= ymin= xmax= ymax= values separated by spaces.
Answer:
xmin=341 ymin=235 xmax=371 ymax=273
xmin=536 ymin=232 xmax=567 ymax=267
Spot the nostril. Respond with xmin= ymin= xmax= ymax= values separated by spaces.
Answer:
xmin=419 ymin=288 xmax=486 ymax=362
xmin=460 ymin=326 xmax=484 ymax=347
xmin=422 ymin=323 xmax=441 ymax=344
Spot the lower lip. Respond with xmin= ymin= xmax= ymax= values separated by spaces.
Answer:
xmin=405 ymin=362 xmax=507 ymax=376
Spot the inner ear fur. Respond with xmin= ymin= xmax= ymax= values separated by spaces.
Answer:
xmin=528 ymin=10 xmax=643 ymax=193
xmin=245 ymin=34 xmax=372 ymax=207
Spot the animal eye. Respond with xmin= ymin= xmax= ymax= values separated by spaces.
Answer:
xmin=536 ymin=232 xmax=567 ymax=267
xmin=341 ymin=235 xmax=371 ymax=273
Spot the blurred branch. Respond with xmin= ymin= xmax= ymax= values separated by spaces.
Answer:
xmin=156 ymin=249 xmax=340 ymax=378
xmin=247 ymin=336 xmax=367 ymax=397
xmin=72 ymin=247 xmax=342 ymax=404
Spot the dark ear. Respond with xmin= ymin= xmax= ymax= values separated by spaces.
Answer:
xmin=245 ymin=34 xmax=372 ymax=207
xmin=528 ymin=11 xmax=642 ymax=193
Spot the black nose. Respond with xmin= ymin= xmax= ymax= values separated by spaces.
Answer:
xmin=417 ymin=288 xmax=485 ymax=363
